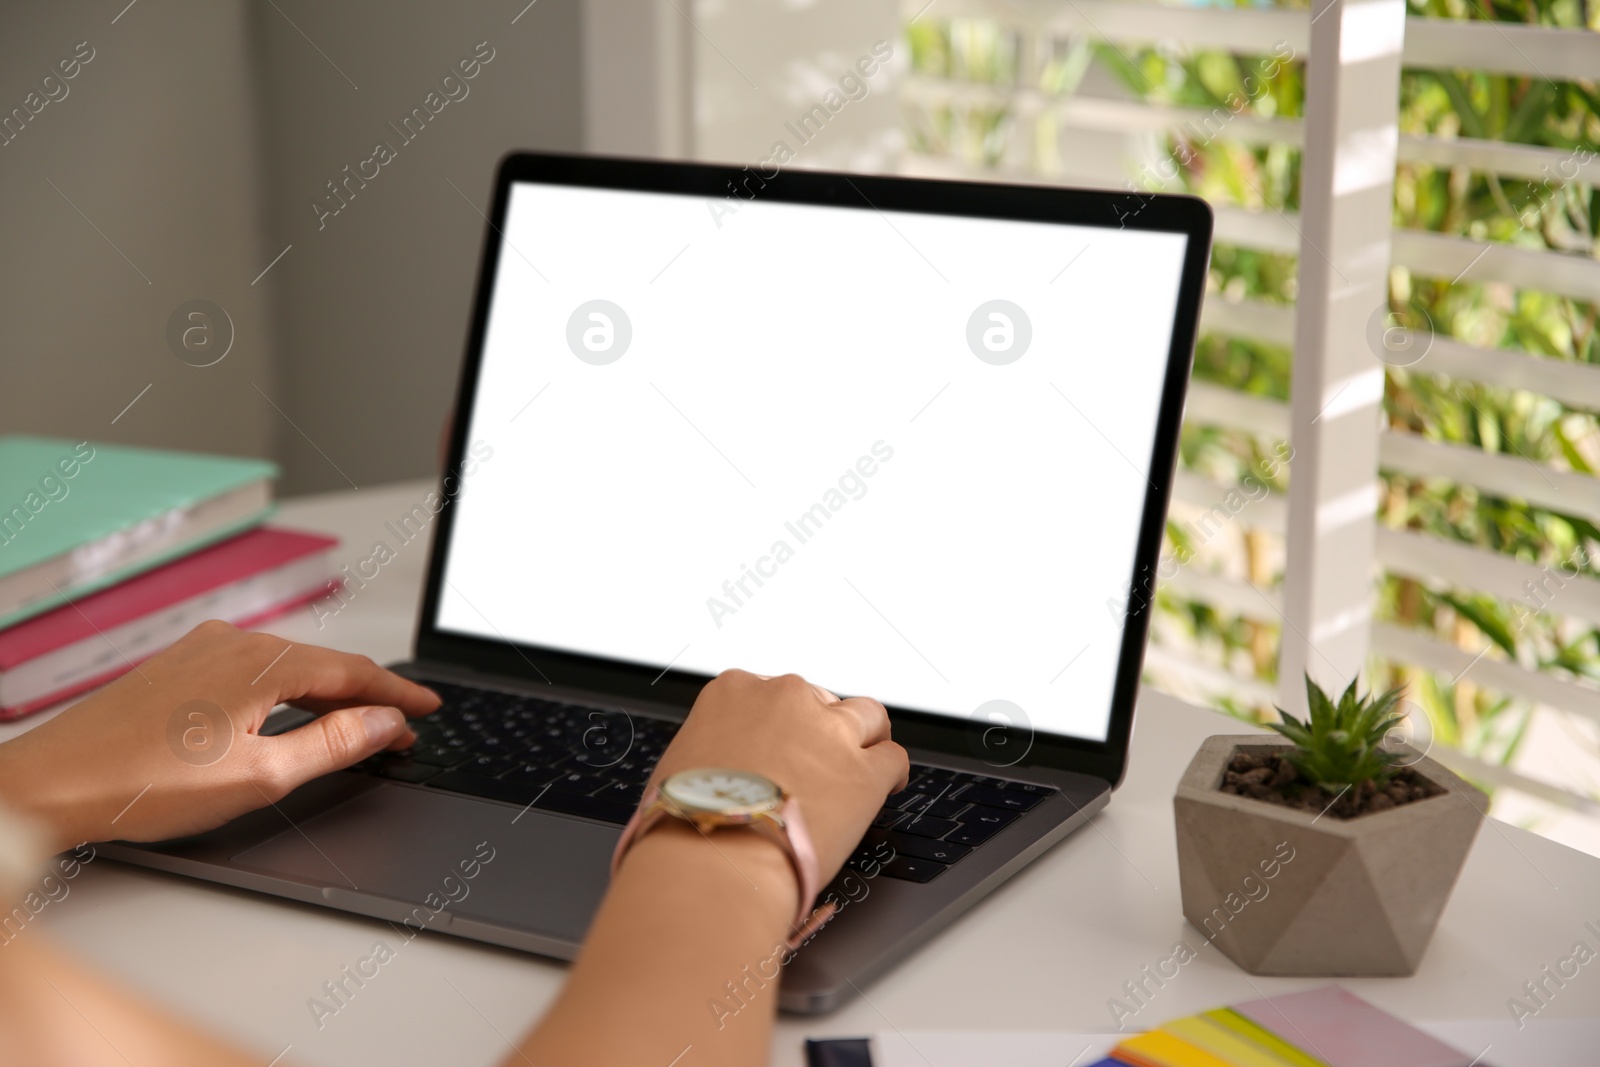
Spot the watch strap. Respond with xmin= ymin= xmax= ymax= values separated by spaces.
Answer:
xmin=611 ymin=783 xmax=833 ymax=950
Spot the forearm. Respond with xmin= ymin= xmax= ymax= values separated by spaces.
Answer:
xmin=517 ymin=821 xmax=802 ymax=1067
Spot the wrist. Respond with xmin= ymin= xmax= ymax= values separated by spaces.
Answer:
xmin=0 ymin=739 xmax=91 ymax=858
xmin=622 ymin=819 xmax=801 ymax=935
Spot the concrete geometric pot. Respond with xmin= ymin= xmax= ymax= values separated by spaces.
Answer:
xmin=1174 ymin=735 xmax=1486 ymax=976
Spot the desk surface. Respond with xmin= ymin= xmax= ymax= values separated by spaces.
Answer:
xmin=7 ymin=481 xmax=1598 ymax=1067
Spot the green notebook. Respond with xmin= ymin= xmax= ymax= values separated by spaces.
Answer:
xmin=0 ymin=436 xmax=277 ymax=628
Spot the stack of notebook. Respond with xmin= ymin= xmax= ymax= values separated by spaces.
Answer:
xmin=0 ymin=436 xmax=339 ymax=718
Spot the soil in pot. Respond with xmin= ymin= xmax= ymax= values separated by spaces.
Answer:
xmin=1219 ymin=747 xmax=1445 ymax=819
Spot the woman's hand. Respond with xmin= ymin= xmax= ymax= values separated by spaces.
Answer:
xmin=0 ymin=620 xmax=440 ymax=856
xmin=649 ymin=670 xmax=909 ymax=885
xmin=524 ymin=670 xmax=908 ymax=1067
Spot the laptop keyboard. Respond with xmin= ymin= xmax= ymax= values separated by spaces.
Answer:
xmin=351 ymin=679 xmax=1057 ymax=885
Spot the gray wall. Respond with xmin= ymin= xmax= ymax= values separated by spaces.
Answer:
xmin=0 ymin=1 xmax=583 ymax=496
xmin=252 ymin=0 xmax=582 ymax=494
xmin=0 ymin=2 xmax=277 ymax=460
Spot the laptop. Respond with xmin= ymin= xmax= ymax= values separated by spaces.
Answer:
xmin=104 ymin=152 xmax=1212 ymax=1013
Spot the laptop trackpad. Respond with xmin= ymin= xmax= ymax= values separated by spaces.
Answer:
xmin=230 ymin=783 xmax=616 ymax=943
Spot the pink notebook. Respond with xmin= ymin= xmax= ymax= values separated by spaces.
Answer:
xmin=0 ymin=527 xmax=338 ymax=719
xmin=1233 ymin=986 xmax=1472 ymax=1067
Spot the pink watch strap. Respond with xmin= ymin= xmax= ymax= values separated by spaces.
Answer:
xmin=611 ymin=784 xmax=835 ymax=951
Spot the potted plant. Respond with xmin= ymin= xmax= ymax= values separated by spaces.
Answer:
xmin=1173 ymin=675 xmax=1486 ymax=976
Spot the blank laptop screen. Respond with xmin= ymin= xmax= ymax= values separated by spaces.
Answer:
xmin=435 ymin=181 xmax=1190 ymax=743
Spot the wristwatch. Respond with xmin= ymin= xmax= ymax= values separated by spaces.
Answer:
xmin=610 ymin=768 xmax=835 ymax=949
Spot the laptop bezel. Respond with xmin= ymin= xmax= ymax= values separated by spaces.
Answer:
xmin=414 ymin=151 xmax=1212 ymax=789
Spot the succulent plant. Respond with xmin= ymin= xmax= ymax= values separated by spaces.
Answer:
xmin=1268 ymin=675 xmax=1406 ymax=794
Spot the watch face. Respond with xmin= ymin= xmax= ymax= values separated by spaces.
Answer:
xmin=661 ymin=768 xmax=781 ymax=816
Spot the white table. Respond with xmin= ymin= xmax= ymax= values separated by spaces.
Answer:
xmin=8 ymin=481 xmax=1598 ymax=1067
